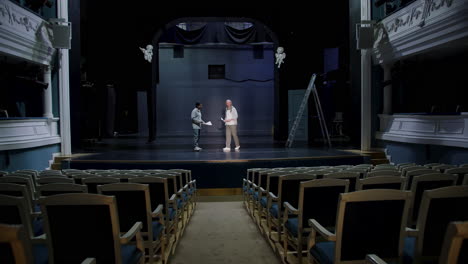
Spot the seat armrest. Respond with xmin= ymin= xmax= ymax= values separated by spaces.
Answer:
xmin=283 ymin=202 xmax=299 ymax=215
xmin=268 ymin=192 xmax=278 ymax=201
xmin=81 ymin=258 xmax=96 ymax=264
xmin=31 ymin=212 xmax=42 ymax=218
xmin=31 ymin=234 xmax=47 ymax=244
xmin=366 ymin=255 xmax=388 ymax=264
xmin=169 ymin=194 xmax=177 ymax=201
xmin=120 ymin=221 xmax=143 ymax=244
xmin=259 ymin=187 xmax=266 ymax=193
xmin=405 ymin=227 xmax=419 ymax=237
xmin=309 ymin=219 xmax=336 ymax=241
xmin=151 ymin=204 xmax=164 ymax=218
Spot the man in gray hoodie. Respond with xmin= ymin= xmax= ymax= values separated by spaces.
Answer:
xmin=191 ymin=102 xmax=205 ymax=151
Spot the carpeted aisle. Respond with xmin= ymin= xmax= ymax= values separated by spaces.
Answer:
xmin=170 ymin=200 xmax=281 ymax=264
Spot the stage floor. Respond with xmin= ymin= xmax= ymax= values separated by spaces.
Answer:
xmin=68 ymin=136 xmax=368 ymax=188
xmin=72 ymin=135 xmax=362 ymax=162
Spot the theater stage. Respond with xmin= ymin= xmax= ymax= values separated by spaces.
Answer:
xmin=65 ymin=136 xmax=368 ymax=190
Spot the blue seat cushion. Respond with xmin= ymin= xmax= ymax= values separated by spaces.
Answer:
xmin=121 ymin=244 xmax=143 ymax=264
xmin=243 ymin=186 xmax=248 ymax=192
xmin=253 ymin=192 xmax=259 ymax=201
xmin=189 ymin=188 xmax=195 ymax=195
xmin=269 ymin=203 xmax=279 ymax=218
xmin=33 ymin=218 xmax=44 ymax=236
xmin=310 ymin=241 xmax=335 ymax=264
xmin=403 ymin=237 xmax=416 ymax=264
xmin=152 ymin=221 xmax=164 ymax=240
xmin=260 ymin=197 xmax=268 ymax=208
xmin=177 ymin=198 xmax=184 ymax=209
xmin=167 ymin=208 xmax=177 ymax=221
xmin=285 ymin=218 xmax=299 ymax=237
xmin=182 ymin=192 xmax=189 ymax=201
xmin=285 ymin=217 xmax=310 ymax=237
xmin=33 ymin=244 xmax=48 ymax=264
xmin=248 ymin=188 xmax=254 ymax=195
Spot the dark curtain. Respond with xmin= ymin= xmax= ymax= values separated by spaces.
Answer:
xmin=160 ymin=22 xmax=272 ymax=45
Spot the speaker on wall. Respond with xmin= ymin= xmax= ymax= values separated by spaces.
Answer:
xmin=49 ymin=18 xmax=72 ymax=49
xmin=356 ymin=24 xmax=374 ymax=50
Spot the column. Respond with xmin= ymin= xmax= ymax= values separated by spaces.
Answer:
xmin=58 ymin=0 xmax=72 ymax=155
xmin=361 ymin=0 xmax=372 ymax=151
xmin=382 ymin=63 xmax=392 ymax=115
xmin=43 ymin=66 xmax=53 ymax=118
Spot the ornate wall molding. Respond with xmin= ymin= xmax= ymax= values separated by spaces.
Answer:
xmin=376 ymin=114 xmax=468 ymax=148
xmin=373 ymin=0 xmax=468 ymax=64
xmin=0 ymin=0 xmax=54 ymax=65
xmin=0 ymin=118 xmax=61 ymax=151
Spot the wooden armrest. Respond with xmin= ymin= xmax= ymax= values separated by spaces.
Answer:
xmin=31 ymin=212 xmax=41 ymax=218
xmin=309 ymin=219 xmax=336 ymax=241
xmin=120 ymin=222 xmax=142 ymax=244
xmin=151 ymin=204 xmax=164 ymax=218
xmin=283 ymin=202 xmax=299 ymax=215
xmin=405 ymin=227 xmax=419 ymax=237
xmin=366 ymin=254 xmax=388 ymax=264
xmin=268 ymin=192 xmax=278 ymax=200
xmin=31 ymin=234 xmax=46 ymax=244
xmin=81 ymin=258 xmax=96 ymax=264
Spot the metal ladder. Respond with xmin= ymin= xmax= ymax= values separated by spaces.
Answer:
xmin=285 ymin=74 xmax=331 ymax=148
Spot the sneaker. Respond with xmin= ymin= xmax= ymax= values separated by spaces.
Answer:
xmin=194 ymin=147 xmax=202 ymax=151
xmin=223 ymin=147 xmax=230 ymax=152
xmin=235 ymin=146 xmax=240 ymax=151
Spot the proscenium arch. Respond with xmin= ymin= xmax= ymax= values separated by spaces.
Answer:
xmin=148 ymin=17 xmax=281 ymax=142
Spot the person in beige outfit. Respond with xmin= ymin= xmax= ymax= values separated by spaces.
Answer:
xmin=223 ymin=100 xmax=240 ymax=151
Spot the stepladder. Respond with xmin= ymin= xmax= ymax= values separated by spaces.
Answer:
xmin=285 ymin=74 xmax=331 ymax=148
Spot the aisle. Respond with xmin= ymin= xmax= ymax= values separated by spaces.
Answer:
xmin=170 ymin=201 xmax=281 ymax=264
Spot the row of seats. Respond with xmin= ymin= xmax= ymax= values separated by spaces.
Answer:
xmin=0 ymin=168 xmax=197 ymax=264
xmin=242 ymin=163 xmax=468 ymax=264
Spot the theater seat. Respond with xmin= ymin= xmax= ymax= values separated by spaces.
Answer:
xmin=283 ymin=178 xmax=349 ymax=264
xmin=260 ymin=197 xmax=268 ymax=208
xmin=309 ymin=241 xmax=335 ymax=264
xmin=33 ymin=244 xmax=48 ymax=264
xmin=32 ymin=218 xmax=44 ymax=236
xmin=269 ymin=203 xmax=279 ymax=218
xmin=121 ymin=244 xmax=143 ymax=264
xmin=284 ymin=217 xmax=299 ymax=237
xmin=168 ymin=207 xmax=177 ymax=221
xmin=402 ymin=237 xmax=416 ymax=264
xmin=152 ymin=221 xmax=164 ymax=239
xmin=308 ymin=190 xmax=411 ymax=264
xmin=177 ymin=198 xmax=185 ymax=209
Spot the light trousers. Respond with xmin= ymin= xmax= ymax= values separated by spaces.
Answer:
xmin=193 ymin=129 xmax=201 ymax=147
xmin=225 ymin=125 xmax=240 ymax=148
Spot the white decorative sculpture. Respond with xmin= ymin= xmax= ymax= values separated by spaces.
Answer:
xmin=275 ymin=46 xmax=286 ymax=68
xmin=139 ymin=44 xmax=153 ymax=63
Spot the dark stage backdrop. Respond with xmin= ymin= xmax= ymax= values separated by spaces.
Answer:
xmin=157 ymin=44 xmax=274 ymax=137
